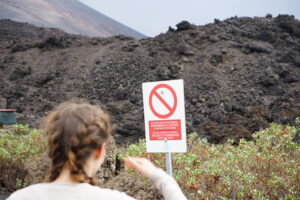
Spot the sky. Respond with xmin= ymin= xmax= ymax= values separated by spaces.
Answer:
xmin=79 ymin=0 xmax=300 ymax=37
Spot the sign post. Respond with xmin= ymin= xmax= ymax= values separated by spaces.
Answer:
xmin=164 ymin=139 xmax=172 ymax=175
xmin=166 ymin=152 xmax=172 ymax=175
xmin=142 ymin=79 xmax=186 ymax=175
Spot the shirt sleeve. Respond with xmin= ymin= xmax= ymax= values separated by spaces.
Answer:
xmin=149 ymin=169 xmax=187 ymax=200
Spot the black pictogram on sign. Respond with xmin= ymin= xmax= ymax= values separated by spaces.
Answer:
xmin=149 ymin=84 xmax=177 ymax=119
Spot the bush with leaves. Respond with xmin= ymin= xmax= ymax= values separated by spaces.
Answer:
xmin=11 ymin=124 xmax=30 ymax=135
xmin=0 ymin=126 xmax=46 ymax=162
xmin=1 ymin=121 xmax=299 ymax=199
xmin=119 ymin=121 xmax=300 ymax=200
xmin=0 ymin=125 xmax=47 ymax=190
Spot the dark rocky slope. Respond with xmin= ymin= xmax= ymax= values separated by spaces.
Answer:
xmin=0 ymin=15 xmax=299 ymax=144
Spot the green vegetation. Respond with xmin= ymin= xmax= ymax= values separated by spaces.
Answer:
xmin=0 ymin=124 xmax=46 ymax=163
xmin=0 ymin=124 xmax=47 ymax=190
xmin=15 ymin=178 xmax=27 ymax=188
xmin=120 ymin=121 xmax=300 ymax=200
xmin=11 ymin=124 xmax=31 ymax=135
xmin=0 ymin=122 xmax=299 ymax=199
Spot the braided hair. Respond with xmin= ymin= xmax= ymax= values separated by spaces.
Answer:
xmin=41 ymin=102 xmax=111 ymax=185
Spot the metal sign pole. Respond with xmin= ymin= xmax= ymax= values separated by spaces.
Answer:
xmin=164 ymin=139 xmax=172 ymax=176
xmin=166 ymin=152 xmax=172 ymax=176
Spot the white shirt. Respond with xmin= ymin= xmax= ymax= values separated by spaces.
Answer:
xmin=7 ymin=169 xmax=187 ymax=200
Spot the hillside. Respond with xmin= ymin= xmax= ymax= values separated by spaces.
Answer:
xmin=0 ymin=15 xmax=299 ymax=145
xmin=0 ymin=0 xmax=146 ymax=39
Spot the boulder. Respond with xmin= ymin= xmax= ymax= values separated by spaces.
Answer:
xmin=176 ymin=43 xmax=194 ymax=55
xmin=176 ymin=21 xmax=194 ymax=31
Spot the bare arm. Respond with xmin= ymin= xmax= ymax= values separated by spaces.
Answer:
xmin=124 ymin=157 xmax=187 ymax=200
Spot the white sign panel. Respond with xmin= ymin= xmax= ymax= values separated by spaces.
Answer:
xmin=142 ymin=79 xmax=186 ymax=152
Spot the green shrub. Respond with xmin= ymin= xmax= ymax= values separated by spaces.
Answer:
xmin=120 ymin=122 xmax=300 ymax=200
xmin=11 ymin=124 xmax=30 ymax=135
xmin=0 ymin=125 xmax=46 ymax=163
xmin=0 ymin=125 xmax=47 ymax=191
xmin=1 ymin=121 xmax=299 ymax=199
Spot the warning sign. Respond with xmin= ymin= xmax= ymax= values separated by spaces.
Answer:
xmin=149 ymin=120 xmax=181 ymax=140
xmin=142 ymin=79 xmax=186 ymax=153
xmin=149 ymin=84 xmax=177 ymax=119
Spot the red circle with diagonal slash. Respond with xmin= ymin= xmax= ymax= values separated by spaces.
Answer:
xmin=149 ymin=83 xmax=177 ymax=119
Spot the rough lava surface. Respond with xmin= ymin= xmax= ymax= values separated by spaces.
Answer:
xmin=0 ymin=15 xmax=300 ymax=146
xmin=0 ymin=15 xmax=300 ymax=199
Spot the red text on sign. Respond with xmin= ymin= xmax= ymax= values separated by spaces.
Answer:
xmin=149 ymin=120 xmax=181 ymax=140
